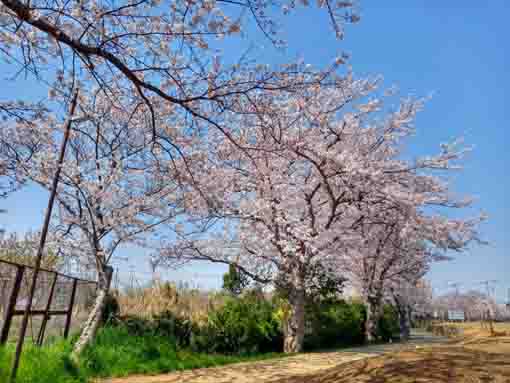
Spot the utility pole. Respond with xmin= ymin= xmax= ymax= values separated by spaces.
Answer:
xmin=128 ymin=265 xmax=137 ymax=291
xmin=478 ymin=280 xmax=498 ymax=304
xmin=0 ymin=209 xmax=6 ymax=234
xmin=110 ymin=256 xmax=128 ymax=293
xmin=447 ymin=282 xmax=462 ymax=310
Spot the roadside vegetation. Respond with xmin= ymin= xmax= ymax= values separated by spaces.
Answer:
xmin=0 ymin=327 xmax=282 ymax=383
xmin=0 ymin=277 xmax=400 ymax=382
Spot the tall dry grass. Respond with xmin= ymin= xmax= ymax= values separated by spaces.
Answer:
xmin=114 ymin=279 xmax=227 ymax=324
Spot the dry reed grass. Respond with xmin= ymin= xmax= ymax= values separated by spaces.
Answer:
xmin=114 ymin=279 xmax=227 ymax=324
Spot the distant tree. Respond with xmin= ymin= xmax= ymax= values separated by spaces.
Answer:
xmin=0 ymin=231 xmax=63 ymax=311
xmin=223 ymin=264 xmax=250 ymax=296
xmin=433 ymin=290 xmax=499 ymax=322
xmin=0 ymin=231 xmax=62 ymax=270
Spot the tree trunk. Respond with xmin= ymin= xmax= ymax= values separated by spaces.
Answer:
xmin=393 ymin=295 xmax=411 ymax=341
xmin=365 ymin=297 xmax=381 ymax=343
xmin=398 ymin=305 xmax=411 ymax=341
xmin=283 ymin=288 xmax=306 ymax=353
xmin=71 ymin=265 xmax=112 ymax=361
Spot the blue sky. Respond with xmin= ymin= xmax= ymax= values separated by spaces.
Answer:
xmin=1 ymin=1 xmax=508 ymax=300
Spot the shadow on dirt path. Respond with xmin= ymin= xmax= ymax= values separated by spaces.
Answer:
xmin=274 ymin=346 xmax=510 ymax=383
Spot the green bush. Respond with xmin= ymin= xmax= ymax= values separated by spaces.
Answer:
xmin=304 ymin=299 xmax=366 ymax=350
xmin=222 ymin=264 xmax=250 ymax=296
xmin=108 ymin=294 xmax=284 ymax=356
xmin=113 ymin=310 xmax=195 ymax=347
xmin=102 ymin=293 xmax=120 ymax=324
xmin=153 ymin=311 xmax=196 ymax=348
xmin=193 ymin=292 xmax=283 ymax=354
xmin=304 ymin=299 xmax=401 ymax=348
xmin=376 ymin=304 xmax=400 ymax=342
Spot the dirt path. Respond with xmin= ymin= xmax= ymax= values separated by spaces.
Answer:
xmin=103 ymin=332 xmax=446 ymax=383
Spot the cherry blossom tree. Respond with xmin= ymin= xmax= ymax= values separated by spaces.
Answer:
xmin=433 ymin=289 xmax=499 ymax=322
xmin=344 ymin=219 xmax=433 ymax=342
xmin=155 ymin=74 xmax=485 ymax=351
xmin=0 ymin=0 xmax=486 ymax=355
xmin=0 ymin=101 xmax=50 ymax=196
xmin=0 ymin=0 xmax=362 ymax=359
xmin=0 ymin=0 xmax=358 ymax=150
xmin=344 ymin=202 xmax=483 ymax=342
xmin=0 ymin=88 xmax=190 ymax=356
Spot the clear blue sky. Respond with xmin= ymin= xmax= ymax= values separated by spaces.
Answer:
xmin=1 ymin=1 xmax=508 ymax=300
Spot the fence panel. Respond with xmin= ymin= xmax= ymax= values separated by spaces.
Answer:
xmin=0 ymin=259 xmax=97 ymax=345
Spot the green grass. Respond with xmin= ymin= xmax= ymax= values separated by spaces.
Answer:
xmin=0 ymin=327 xmax=283 ymax=383
xmin=0 ymin=339 xmax=83 ymax=383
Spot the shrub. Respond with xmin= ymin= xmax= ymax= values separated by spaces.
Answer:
xmin=112 ymin=311 xmax=195 ymax=347
xmin=192 ymin=292 xmax=283 ymax=354
xmin=152 ymin=311 xmax=196 ymax=347
xmin=102 ymin=293 xmax=120 ymax=324
xmin=376 ymin=304 xmax=400 ymax=342
xmin=304 ymin=299 xmax=366 ymax=350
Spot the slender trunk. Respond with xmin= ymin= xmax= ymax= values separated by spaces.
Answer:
xmin=398 ymin=304 xmax=411 ymax=341
xmin=365 ymin=296 xmax=381 ymax=343
xmin=393 ymin=295 xmax=410 ymax=341
xmin=487 ymin=309 xmax=494 ymax=335
xmin=283 ymin=288 xmax=306 ymax=353
xmin=71 ymin=265 xmax=112 ymax=361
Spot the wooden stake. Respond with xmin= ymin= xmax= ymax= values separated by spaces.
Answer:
xmin=64 ymin=279 xmax=78 ymax=339
xmin=36 ymin=273 xmax=58 ymax=346
xmin=0 ymin=265 xmax=24 ymax=345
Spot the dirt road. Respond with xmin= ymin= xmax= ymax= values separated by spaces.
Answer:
xmin=104 ymin=332 xmax=445 ymax=383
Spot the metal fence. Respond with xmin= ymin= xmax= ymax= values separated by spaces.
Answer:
xmin=0 ymin=259 xmax=97 ymax=345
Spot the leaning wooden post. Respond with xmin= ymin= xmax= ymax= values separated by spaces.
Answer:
xmin=10 ymin=89 xmax=79 ymax=383
xmin=63 ymin=279 xmax=78 ymax=339
xmin=36 ymin=272 xmax=58 ymax=346
xmin=0 ymin=265 xmax=25 ymax=345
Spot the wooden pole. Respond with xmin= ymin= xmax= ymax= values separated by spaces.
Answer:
xmin=0 ymin=266 xmax=24 ymax=345
xmin=63 ymin=279 xmax=78 ymax=339
xmin=36 ymin=272 xmax=58 ymax=346
xmin=10 ymin=89 xmax=79 ymax=382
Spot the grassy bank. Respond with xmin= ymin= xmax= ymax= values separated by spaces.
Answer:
xmin=0 ymin=327 xmax=283 ymax=383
